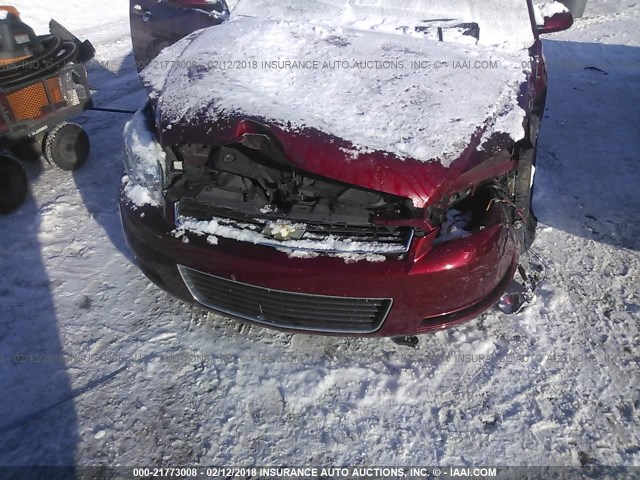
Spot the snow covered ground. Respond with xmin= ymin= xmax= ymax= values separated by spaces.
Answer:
xmin=0 ymin=0 xmax=638 ymax=469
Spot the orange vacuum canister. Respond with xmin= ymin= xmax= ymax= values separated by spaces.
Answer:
xmin=0 ymin=5 xmax=95 ymax=214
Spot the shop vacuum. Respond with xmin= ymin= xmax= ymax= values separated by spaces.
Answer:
xmin=0 ymin=5 xmax=95 ymax=214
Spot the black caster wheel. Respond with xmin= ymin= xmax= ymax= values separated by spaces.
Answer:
xmin=0 ymin=154 xmax=28 ymax=214
xmin=44 ymin=122 xmax=90 ymax=171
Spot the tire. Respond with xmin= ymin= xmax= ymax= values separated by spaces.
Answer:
xmin=513 ymin=104 xmax=544 ymax=253
xmin=515 ymin=145 xmax=538 ymax=253
xmin=44 ymin=122 xmax=90 ymax=171
xmin=0 ymin=155 xmax=28 ymax=214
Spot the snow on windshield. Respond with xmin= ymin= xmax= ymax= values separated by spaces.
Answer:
xmin=233 ymin=0 xmax=536 ymax=48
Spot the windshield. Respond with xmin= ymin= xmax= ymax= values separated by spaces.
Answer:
xmin=232 ymin=0 xmax=535 ymax=49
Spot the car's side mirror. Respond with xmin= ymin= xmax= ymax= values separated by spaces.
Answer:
xmin=538 ymin=10 xmax=574 ymax=34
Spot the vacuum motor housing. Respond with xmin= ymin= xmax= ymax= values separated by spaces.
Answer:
xmin=0 ymin=6 xmax=43 ymax=65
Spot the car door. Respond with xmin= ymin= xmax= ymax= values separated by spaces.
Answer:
xmin=130 ymin=0 xmax=229 ymax=71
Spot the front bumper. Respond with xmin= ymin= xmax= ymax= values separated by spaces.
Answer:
xmin=119 ymin=191 xmax=519 ymax=337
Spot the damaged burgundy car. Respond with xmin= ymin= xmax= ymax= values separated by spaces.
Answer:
xmin=120 ymin=0 xmax=573 ymax=336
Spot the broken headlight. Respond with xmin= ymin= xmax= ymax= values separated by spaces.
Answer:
xmin=430 ymin=180 xmax=511 ymax=244
xmin=122 ymin=107 xmax=165 ymax=206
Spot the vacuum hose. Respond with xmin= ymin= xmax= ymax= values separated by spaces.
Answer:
xmin=0 ymin=34 xmax=79 ymax=89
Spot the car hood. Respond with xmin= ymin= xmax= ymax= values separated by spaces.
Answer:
xmin=143 ymin=18 xmax=532 ymax=207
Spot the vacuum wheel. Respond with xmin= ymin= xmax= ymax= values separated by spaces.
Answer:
xmin=0 ymin=155 xmax=28 ymax=214
xmin=44 ymin=122 xmax=90 ymax=171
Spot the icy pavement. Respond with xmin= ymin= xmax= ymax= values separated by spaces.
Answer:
xmin=0 ymin=0 xmax=638 ymax=468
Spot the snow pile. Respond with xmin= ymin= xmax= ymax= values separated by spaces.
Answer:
xmin=539 ymin=1 xmax=570 ymax=18
xmin=121 ymin=176 xmax=161 ymax=208
xmin=10 ymin=0 xmax=129 ymax=33
xmin=533 ymin=1 xmax=571 ymax=25
xmin=146 ymin=18 xmax=530 ymax=166
xmin=233 ymin=0 xmax=535 ymax=48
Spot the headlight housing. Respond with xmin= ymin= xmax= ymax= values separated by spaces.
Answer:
xmin=122 ymin=107 xmax=165 ymax=207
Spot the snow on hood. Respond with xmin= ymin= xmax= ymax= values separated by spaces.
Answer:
xmin=143 ymin=17 xmax=531 ymax=167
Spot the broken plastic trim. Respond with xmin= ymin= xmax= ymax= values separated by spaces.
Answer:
xmin=498 ymin=250 xmax=547 ymax=314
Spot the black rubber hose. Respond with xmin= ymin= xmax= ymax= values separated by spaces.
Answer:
xmin=0 ymin=34 xmax=79 ymax=89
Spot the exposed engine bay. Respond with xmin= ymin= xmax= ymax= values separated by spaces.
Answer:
xmin=160 ymin=129 xmax=524 ymax=256
xmin=163 ymin=136 xmax=431 ymax=255
xmin=167 ymin=141 xmax=419 ymax=226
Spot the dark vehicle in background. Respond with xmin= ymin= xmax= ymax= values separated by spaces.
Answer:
xmin=121 ymin=0 xmax=573 ymax=337
xmin=130 ymin=0 xmax=229 ymax=70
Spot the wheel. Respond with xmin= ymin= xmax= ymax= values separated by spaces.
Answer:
xmin=44 ymin=122 xmax=90 ymax=171
xmin=0 ymin=155 xmax=28 ymax=214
